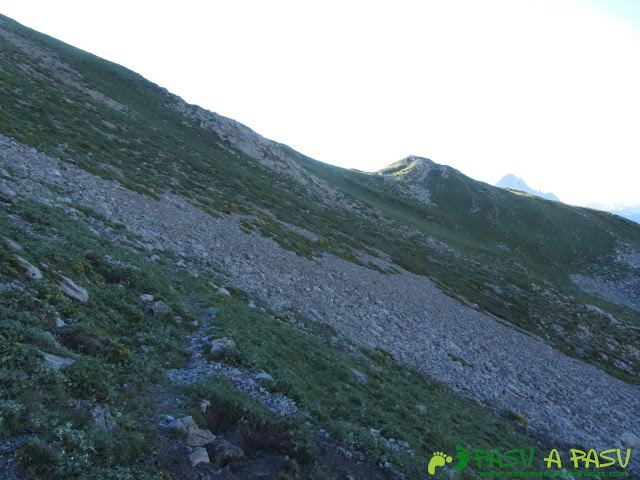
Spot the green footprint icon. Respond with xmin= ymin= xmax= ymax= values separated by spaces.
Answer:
xmin=428 ymin=451 xmax=452 ymax=475
xmin=453 ymin=444 xmax=470 ymax=472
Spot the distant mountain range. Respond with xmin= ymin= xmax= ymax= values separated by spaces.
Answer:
xmin=587 ymin=203 xmax=640 ymax=225
xmin=495 ymin=174 xmax=559 ymax=201
xmin=495 ymin=175 xmax=640 ymax=225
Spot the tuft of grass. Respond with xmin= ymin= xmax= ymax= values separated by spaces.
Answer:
xmin=501 ymin=410 xmax=528 ymax=427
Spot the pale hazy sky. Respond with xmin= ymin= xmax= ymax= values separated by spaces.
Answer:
xmin=3 ymin=1 xmax=640 ymax=206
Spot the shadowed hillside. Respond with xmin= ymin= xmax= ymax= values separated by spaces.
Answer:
xmin=1 ymin=14 xmax=639 ymax=480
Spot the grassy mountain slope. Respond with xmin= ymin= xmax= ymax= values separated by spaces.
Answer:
xmin=1 ymin=13 xmax=639 ymax=479
xmin=289 ymin=152 xmax=640 ymax=382
xmin=1 ymin=7 xmax=638 ymax=385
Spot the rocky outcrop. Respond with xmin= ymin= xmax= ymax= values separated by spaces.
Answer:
xmin=377 ymin=156 xmax=441 ymax=205
xmin=170 ymin=95 xmax=342 ymax=202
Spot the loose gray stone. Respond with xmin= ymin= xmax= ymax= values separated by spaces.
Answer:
xmin=166 ymin=416 xmax=216 ymax=447
xmin=145 ymin=301 xmax=172 ymax=316
xmin=2 ymin=237 xmax=22 ymax=251
xmin=199 ymin=400 xmax=211 ymax=413
xmin=186 ymin=428 xmax=216 ymax=447
xmin=42 ymin=352 xmax=74 ymax=370
xmin=255 ymin=371 xmax=274 ymax=382
xmin=397 ymin=440 xmax=410 ymax=449
xmin=621 ymin=431 xmax=640 ymax=448
xmin=0 ymin=183 xmax=16 ymax=198
xmin=351 ymin=368 xmax=368 ymax=383
xmin=210 ymin=440 xmax=244 ymax=467
xmin=445 ymin=339 xmax=462 ymax=354
xmin=3 ymin=132 xmax=640 ymax=473
xmin=57 ymin=275 xmax=89 ymax=303
xmin=189 ymin=447 xmax=210 ymax=466
xmin=210 ymin=338 xmax=236 ymax=355
xmin=15 ymin=256 xmax=43 ymax=280
xmin=91 ymin=405 xmax=117 ymax=433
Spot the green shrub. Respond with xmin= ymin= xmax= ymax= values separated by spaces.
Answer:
xmin=65 ymin=357 xmax=114 ymax=401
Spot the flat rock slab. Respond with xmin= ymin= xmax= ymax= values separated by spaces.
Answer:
xmin=16 ymin=256 xmax=42 ymax=280
xmin=42 ymin=352 xmax=74 ymax=370
xmin=57 ymin=275 xmax=89 ymax=303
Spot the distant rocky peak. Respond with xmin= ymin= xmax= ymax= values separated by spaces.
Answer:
xmin=378 ymin=155 xmax=438 ymax=182
xmin=374 ymin=156 xmax=442 ymax=206
xmin=402 ymin=155 xmax=434 ymax=164
xmin=398 ymin=155 xmax=435 ymax=171
xmin=496 ymin=174 xmax=559 ymax=201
